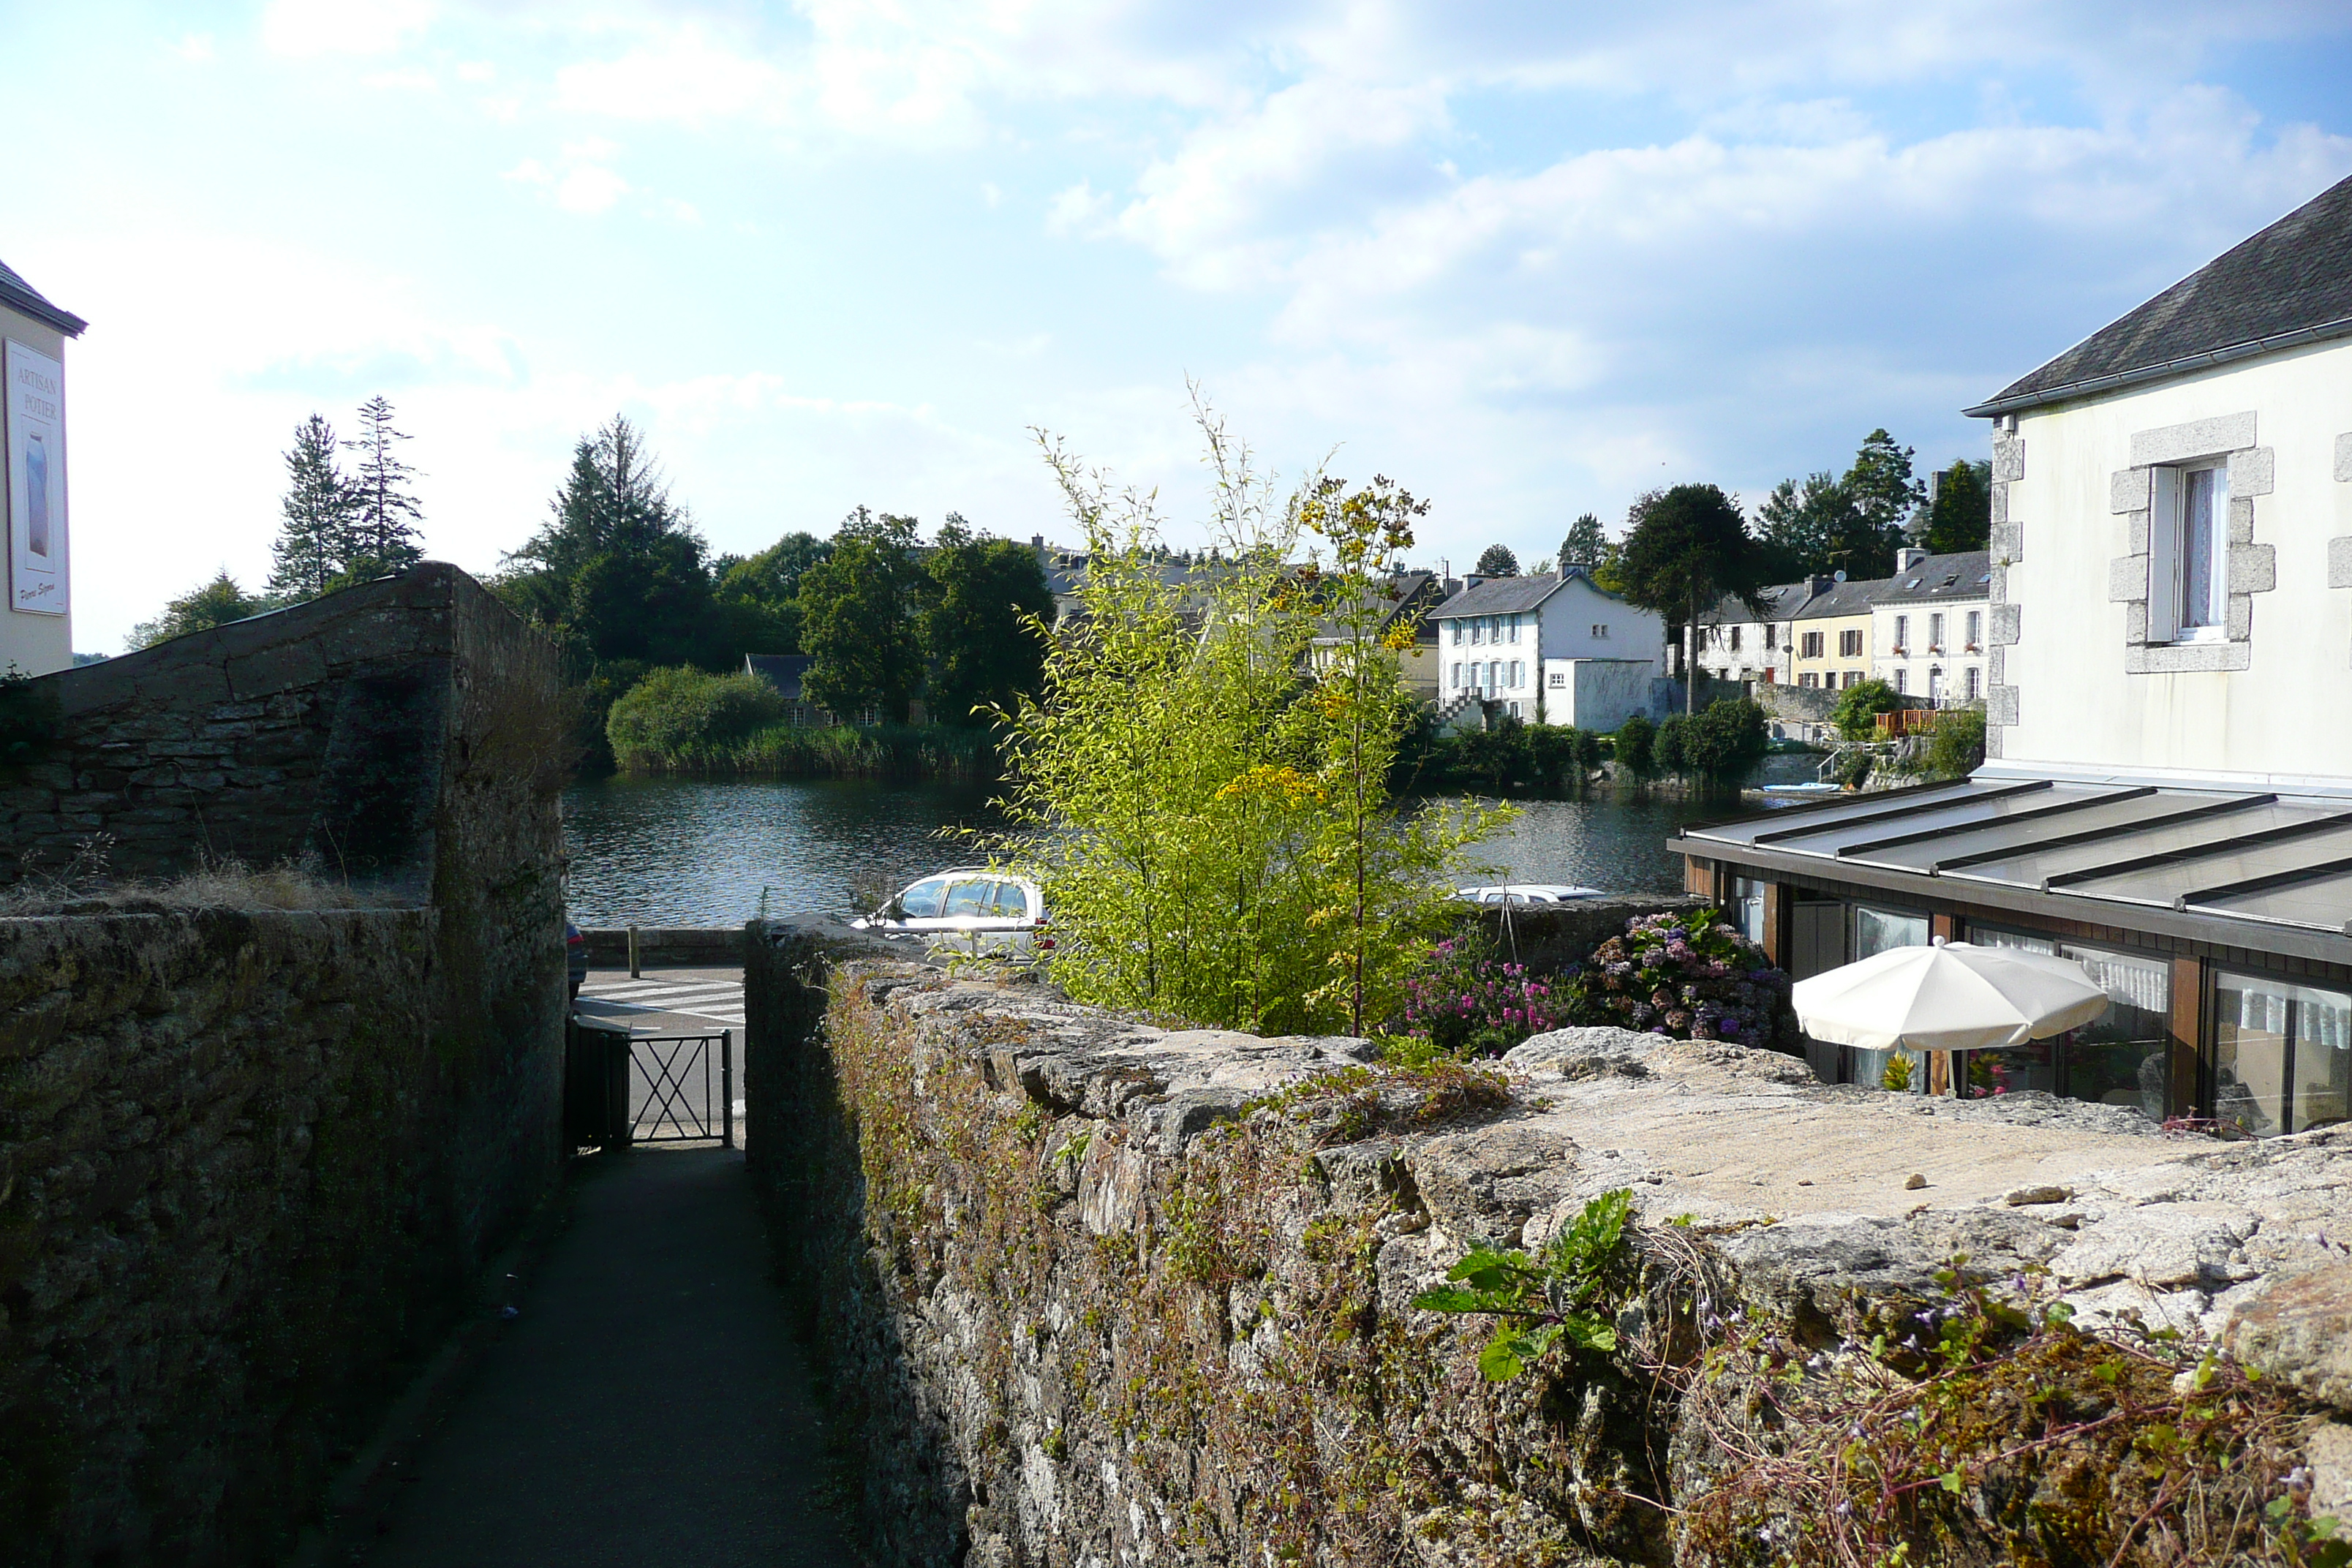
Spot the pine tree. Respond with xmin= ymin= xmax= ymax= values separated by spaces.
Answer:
xmin=342 ymin=395 xmax=425 ymax=579
xmin=1558 ymin=512 xmax=1606 ymax=572
xmin=268 ymin=414 xmax=355 ymax=602
xmin=1473 ymin=543 xmax=1520 ymax=577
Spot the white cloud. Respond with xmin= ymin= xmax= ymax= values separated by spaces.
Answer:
xmin=557 ymin=164 xmax=630 ymax=214
xmin=507 ymin=140 xmax=633 ymax=215
xmin=260 ymin=0 xmax=437 ymax=59
xmin=1046 ymin=181 xmax=1115 ymax=238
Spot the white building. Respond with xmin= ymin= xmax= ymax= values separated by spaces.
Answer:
xmin=1429 ymin=570 xmax=1665 ymax=731
xmin=1692 ymin=578 xmax=1821 ymax=685
xmin=0 ymin=259 xmax=82 ymax=674
xmin=1677 ymin=172 xmax=2352 ymax=1136
xmin=1869 ymin=547 xmax=1990 ymax=704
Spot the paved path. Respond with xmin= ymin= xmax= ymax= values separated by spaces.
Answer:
xmin=361 ymin=1146 xmax=859 ymax=1567
xmin=576 ymin=965 xmax=747 ymax=1033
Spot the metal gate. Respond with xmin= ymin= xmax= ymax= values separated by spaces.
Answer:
xmin=629 ymin=1032 xmax=734 ymax=1147
xmin=565 ymin=1020 xmax=734 ymax=1149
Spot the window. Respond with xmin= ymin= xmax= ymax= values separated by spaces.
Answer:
xmin=1801 ymin=630 xmax=1824 ymax=659
xmin=897 ymin=878 xmax=949 ymax=919
xmin=1728 ymin=876 xmax=1767 ymax=946
xmin=1507 ymin=700 xmax=1522 ymax=718
xmin=990 ymin=882 xmax=1031 ymax=918
xmin=1928 ymin=666 xmax=1944 ymax=701
xmin=1508 ymin=660 xmax=1524 ymax=687
xmin=1729 ymin=625 xmax=1743 ymax=652
xmin=1839 ymin=628 xmax=1863 ymax=657
xmin=2149 ymin=462 xmax=2230 ymax=640
xmin=1965 ymin=666 xmax=1980 ymax=701
xmin=1798 ymin=673 xmax=1819 ymax=688
xmin=1591 ymin=622 xmax=1610 ymax=638
xmin=1966 ymin=610 xmax=1982 ymax=649
xmin=1849 ymin=905 xmax=1931 ymax=1091
xmin=1893 ymin=668 xmax=1907 ymax=695
xmin=1892 ymin=614 xmax=1908 ymax=651
xmin=2215 ymin=971 xmax=2352 ymax=1137
xmin=1507 ymin=614 xmax=1522 ymax=644
xmin=1929 ymin=612 xmax=1945 ymax=652
xmin=1548 ymin=670 xmax=1565 ymax=688
xmin=1488 ymin=660 xmax=1501 ymax=688
xmin=944 ymin=880 xmax=994 ymax=918
xmin=1765 ymin=624 xmax=1777 ymax=651
xmin=1449 ymin=662 xmax=1462 ymax=687
xmin=1959 ymin=930 xmax=2172 ymax=1118
xmin=1470 ymin=619 xmax=1484 ymax=645
xmin=1841 ymin=671 xmax=1859 ymax=688
xmin=1450 ymin=622 xmax=1461 ymax=645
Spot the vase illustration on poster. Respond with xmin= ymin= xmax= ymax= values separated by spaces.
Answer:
xmin=26 ymin=433 xmax=48 ymax=557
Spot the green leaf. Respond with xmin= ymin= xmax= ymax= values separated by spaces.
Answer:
xmin=1411 ymin=1286 xmax=1490 ymax=1315
xmin=1478 ymin=1330 xmax=1529 ymax=1382
xmin=1938 ymin=1468 xmax=1964 ymax=1494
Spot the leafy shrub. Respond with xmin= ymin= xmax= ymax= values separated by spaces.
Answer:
xmin=1613 ymin=714 xmax=1656 ymax=777
xmin=1655 ymin=712 xmax=1690 ymax=775
xmin=1922 ymin=704 xmax=1986 ymax=780
xmin=1569 ymin=909 xmax=1793 ymax=1047
xmin=1397 ymin=935 xmax=1572 ymax=1057
xmin=1412 ymin=1188 xmax=1634 ymax=1381
xmin=606 ymin=665 xmax=786 ymax=767
xmin=1830 ymin=676 xmax=1904 ymax=739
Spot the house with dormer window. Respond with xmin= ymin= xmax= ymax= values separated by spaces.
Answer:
xmin=1671 ymin=173 xmax=2352 ymax=1138
xmin=1871 ymin=548 xmax=1991 ymax=704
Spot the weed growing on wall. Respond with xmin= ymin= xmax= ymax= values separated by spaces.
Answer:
xmin=982 ymin=395 xmax=1506 ymax=1036
xmin=1413 ymin=1189 xmax=1636 ymax=1380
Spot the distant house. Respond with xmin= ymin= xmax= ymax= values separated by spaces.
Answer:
xmin=743 ymin=653 xmax=828 ymax=726
xmin=1692 ymin=579 xmax=1818 ymax=685
xmin=1871 ymin=547 xmax=1991 ymax=704
xmin=1429 ymin=570 xmax=1665 ymax=731
xmin=0 ymin=257 xmax=84 ymax=674
xmin=1308 ymin=570 xmax=1447 ymax=704
xmin=1785 ymin=574 xmax=1885 ymax=690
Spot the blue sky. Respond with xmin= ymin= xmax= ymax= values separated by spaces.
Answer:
xmin=6 ymin=1 xmax=2351 ymax=652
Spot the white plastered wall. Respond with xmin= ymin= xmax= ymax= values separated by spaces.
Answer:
xmin=1998 ymin=336 xmax=2352 ymax=784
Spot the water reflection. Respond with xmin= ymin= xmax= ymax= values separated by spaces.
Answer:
xmin=561 ymin=753 xmax=1819 ymax=926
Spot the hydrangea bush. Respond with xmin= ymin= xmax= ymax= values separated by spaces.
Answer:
xmin=1569 ymin=910 xmax=1793 ymax=1048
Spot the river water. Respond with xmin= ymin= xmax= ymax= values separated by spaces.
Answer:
xmin=561 ymin=754 xmax=1820 ymax=927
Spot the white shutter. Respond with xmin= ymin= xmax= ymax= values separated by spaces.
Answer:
xmin=2148 ymin=466 xmax=2181 ymax=642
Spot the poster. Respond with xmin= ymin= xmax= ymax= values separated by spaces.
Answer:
xmin=5 ymin=339 xmax=67 ymax=616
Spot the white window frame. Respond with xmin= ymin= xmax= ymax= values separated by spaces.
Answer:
xmin=1892 ymin=614 xmax=1907 ymax=652
xmin=2149 ymin=460 xmax=2230 ymax=644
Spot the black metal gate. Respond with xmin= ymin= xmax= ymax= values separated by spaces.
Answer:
xmin=565 ymin=1020 xmax=734 ymax=1149
xmin=628 ymin=1032 xmax=734 ymax=1147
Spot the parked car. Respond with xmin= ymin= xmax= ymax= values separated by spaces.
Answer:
xmin=565 ymin=921 xmax=588 ymax=999
xmin=1452 ymin=883 xmax=1603 ymax=906
xmin=854 ymin=870 xmax=1052 ymax=960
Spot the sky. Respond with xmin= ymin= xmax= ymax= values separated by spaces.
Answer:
xmin=5 ymin=1 xmax=2351 ymax=653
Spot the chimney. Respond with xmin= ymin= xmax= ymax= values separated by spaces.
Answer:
xmin=1897 ymin=546 xmax=1929 ymax=573
xmin=1032 ymin=534 xmax=1044 ymax=548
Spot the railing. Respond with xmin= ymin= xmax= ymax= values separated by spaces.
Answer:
xmin=630 ymin=1032 xmax=735 ymax=1146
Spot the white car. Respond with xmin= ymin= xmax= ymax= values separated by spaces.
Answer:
xmin=1453 ymin=883 xmax=1604 ymax=906
xmin=855 ymin=869 xmax=1052 ymax=960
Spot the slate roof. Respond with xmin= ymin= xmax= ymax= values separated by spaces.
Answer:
xmin=1968 ymin=173 xmax=2352 ymax=418
xmin=1877 ymin=551 xmax=1992 ymax=606
xmin=0 ymin=257 xmax=86 ymax=337
xmin=1696 ymin=580 xmax=1816 ymax=625
xmin=745 ymin=653 xmax=813 ymax=700
xmin=1430 ymin=570 xmax=1610 ymax=619
xmin=1788 ymin=576 xmax=1887 ymax=621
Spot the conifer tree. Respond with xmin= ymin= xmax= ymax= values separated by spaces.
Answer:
xmin=1558 ymin=512 xmax=1606 ymax=573
xmin=343 ymin=395 xmax=426 ymax=578
xmin=268 ymin=413 xmax=355 ymax=602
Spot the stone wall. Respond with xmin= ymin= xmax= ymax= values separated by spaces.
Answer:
xmin=745 ymin=926 xmax=2352 ymax=1567
xmin=0 ymin=567 xmax=570 ymax=1566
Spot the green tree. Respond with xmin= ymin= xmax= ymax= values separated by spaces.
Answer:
xmin=1922 ymin=459 xmax=1992 ymax=554
xmin=1844 ymin=427 xmax=1925 ymax=545
xmin=342 ymin=395 xmax=426 ymax=579
xmin=1830 ymin=677 xmax=1904 ymax=739
xmin=268 ymin=414 xmax=357 ymax=602
xmin=606 ymin=666 xmax=787 ymax=769
xmin=1613 ymin=715 xmax=1656 ymax=779
xmin=1559 ymin=512 xmax=1607 ymax=573
xmin=1655 ymin=713 xmax=1691 ymax=777
xmin=1616 ymin=484 xmax=1771 ymax=715
xmin=921 ymin=514 xmax=1055 ymax=728
xmin=1921 ymin=705 xmax=1987 ymax=779
xmin=1685 ymin=697 xmax=1770 ymax=791
xmin=799 ymin=508 xmax=926 ymax=723
xmin=1474 ymin=543 xmax=1520 ymax=577
xmin=128 ymin=571 xmax=271 ymax=649
xmin=986 ymin=407 xmax=1502 ymax=1036
xmin=714 ymin=530 xmax=830 ymax=657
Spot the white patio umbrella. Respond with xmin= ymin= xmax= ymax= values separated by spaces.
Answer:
xmin=1791 ymin=941 xmax=2111 ymax=1054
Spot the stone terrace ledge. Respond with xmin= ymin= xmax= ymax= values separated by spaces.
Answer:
xmin=745 ymin=922 xmax=2352 ymax=1567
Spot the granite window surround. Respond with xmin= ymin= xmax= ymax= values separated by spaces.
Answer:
xmin=1984 ymin=424 xmax=2024 ymax=758
xmin=2103 ymin=411 xmax=2275 ymax=675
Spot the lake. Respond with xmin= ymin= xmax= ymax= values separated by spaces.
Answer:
xmin=560 ymin=753 xmax=1820 ymax=927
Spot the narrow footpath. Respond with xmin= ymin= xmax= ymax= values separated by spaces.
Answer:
xmin=359 ymin=1144 xmax=859 ymax=1567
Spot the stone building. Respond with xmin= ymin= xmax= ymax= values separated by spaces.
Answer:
xmin=1676 ymin=173 xmax=2352 ymax=1136
xmin=0 ymin=257 xmax=84 ymax=674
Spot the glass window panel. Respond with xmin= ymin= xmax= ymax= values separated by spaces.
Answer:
xmin=2070 ymin=822 xmax=2352 ymax=908
xmin=897 ymin=878 xmax=949 ymax=919
xmin=1854 ymin=904 xmax=1929 ymax=958
xmin=2181 ymin=467 xmax=2220 ymax=630
xmin=2055 ymin=945 xmax=2170 ymax=1120
xmin=990 ymin=882 xmax=1030 ymax=918
xmin=1944 ymin=799 xmax=2341 ymax=890
xmin=1729 ymin=876 xmax=1766 ymax=945
xmin=943 ymin=879 xmax=994 ymax=918
xmin=2214 ymin=971 xmax=2352 ymax=1137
